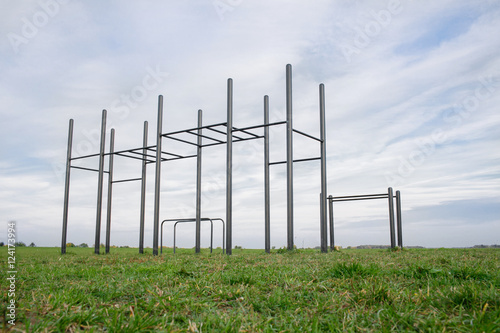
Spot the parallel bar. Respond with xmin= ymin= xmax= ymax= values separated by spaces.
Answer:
xmin=328 ymin=195 xmax=334 ymax=250
xmin=105 ymin=128 xmax=115 ymax=254
xmin=162 ymin=134 xmax=199 ymax=147
xmin=329 ymin=196 xmax=387 ymax=202
xmin=70 ymin=166 xmax=109 ymax=173
xmin=139 ymin=121 xmax=148 ymax=254
xmin=226 ymin=78 xmax=233 ymax=255
xmin=264 ymin=95 xmax=271 ymax=253
xmin=61 ymin=119 xmax=74 ymax=255
xmin=388 ymin=187 xmax=396 ymax=248
xmin=330 ymin=193 xmax=387 ymax=200
xmin=396 ymin=190 xmax=403 ymax=248
xmin=115 ymin=152 xmax=154 ymax=163
xmin=195 ymin=109 xmax=203 ymax=253
xmin=162 ymin=122 xmax=227 ymax=137
xmin=111 ymin=177 xmax=142 ymax=184
xmin=293 ymin=128 xmax=322 ymax=142
xmin=94 ymin=110 xmax=107 ymax=255
xmin=269 ymin=157 xmax=321 ymax=166
xmin=319 ymin=83 xmax=328 ymax=253
xmin=286 ymin=64 xmax=294 ymax=251
xmin=153 ymin=96 xmax=163 ymax=256
xmin=232 ymin=120 xmax=286 ymax=132
xmin=232 ymin=126 xmax=260 ymax=138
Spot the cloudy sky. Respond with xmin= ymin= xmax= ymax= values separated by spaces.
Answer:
xmin=1 ymin=0 xmax=499 ymax=250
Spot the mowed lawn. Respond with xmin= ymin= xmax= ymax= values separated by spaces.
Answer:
xmin=1 ymin=247 xmax=499 ymax=332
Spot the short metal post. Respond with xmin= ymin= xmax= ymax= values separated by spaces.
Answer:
xmin=94 ymin=110 xmax=107 ymax=254
xmin=264 ymin=95 xmax=271 ymax=253
xmin=153 ymin=96 xmax=163 ymax=256
xmin=328 ymin=195 xmax=334 ymax=250
xmin=388 ymin=187 xmax=396 ymax=248
xmin=286 ymin=64 xmax=294 ymax=251
xmin=105 ymin=128 xmax=115 ymax=254
xmin=195 ymin=110 xmax=203 ymax=253
xmin=226 ymin=78 xmax=233 ymax=255
xmin=396 ymin=190 xmax=403 ymax=248
xmin=319 ymin=83 xmax=328 ymax=253
xmin=61 ymin=119 xmax=74 ymax=255
xmin=139 ymin=121 xmax=148 ymax=254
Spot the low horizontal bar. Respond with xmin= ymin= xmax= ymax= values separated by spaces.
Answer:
xmin=232 ymin=126 xmax=261 ymax=138
xmin=269 ymin=156 xmax=321 ymax=165
xmin=235 ymin=121 xmax=286 ymax=132
xmin=70 ymin=153 xmax=100 ymax=161
xmin=127 ymin=150 xmax=157 ymax=160
xmin=115 ymin=152 xmax=152 ymax=163
xmin=330 ymin=193 xmax=387 ymax=200
xmin=70 ymin=165 xmax=109 ymax=173
xmin=293 ymin=129 xmax=322 ymax=142
xmin=112 ymin=177 xmax=142 ymax=184
xmin=330 ymin=196 xmax=388 ymax=202
xmin=163 ymin=135 xmax=198 ymax=147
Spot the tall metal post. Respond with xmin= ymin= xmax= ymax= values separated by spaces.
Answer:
xmin=396 ymin=190 xmax=403 ymax=248
xmin=388 ymin=187 xmax=396 ymax=248
xmin=264 ymin=95 xmax=271 ymax=253
xmin=139 ymin=121 xmax=148 ymax=254
xmin=61 ymin=119 xmax=74 ymax=255
xmin=328 ymin=195 xmax=334 ymax=250
xmin=195 ymin=109 xmax=203 ymax=253
xmin=319 ymin=83 xmax=328 ymax=253
xmin=153 ymin=96 xmax=163 ymax=256
xmin=226 ymin=78 xmax=233 ymax=255
xmin=286 ymin=64 xmax=294 ymax=251
xmin=94 ymin=110 xmax=107 ymax=254
xmin=105 ymin=128 xmax=115 ymax=254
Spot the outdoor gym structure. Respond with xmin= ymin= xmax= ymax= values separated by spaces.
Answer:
xmin=60 ymin=64 xmax=402 ymax=256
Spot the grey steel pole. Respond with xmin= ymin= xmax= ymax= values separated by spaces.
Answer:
xmin=61 ymin=119 xmax=74 ymax=255
xmin=328 ymin=195 xmax=334 ymax=250
xmin=105 ymin=128 xmax=115 ymax=254
xmin=396 ymin=190 xmax=403 ymax=248
xmin=226 ymin=78 xmax=233 ymax=255
xmin=388 ymin=187 xmax=396 ymax=248
xmin=153 ymin=96 xmax=163 ymax=256
xmin=195 ymin=109 xmax=203 ymax=253
xmin=264 ymin=95 xmax=271 ymax=253
xmin=139 ymin=121 xmax=148 ymax=254
xmin=319 ymin=83 xmax=328 ymax=253
xmin=94 ymin=110 xmax=107 ymax=254
xmin=286 ymin=64 xmax=294 ymax=251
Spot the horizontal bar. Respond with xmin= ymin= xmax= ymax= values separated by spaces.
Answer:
xmin=232 ymin=126 xmax=261 ymax=138
xmin=234 ymin=121 xmax=286 ymax=132
xmin=293 ymin=129 xmax=322 ymax=142
xmin=186 ymin=130 xmax=225 ymax=143
xmin=330 ymin=193 xmax=387 ymax=200
xmin=112 ymin=177 xmax=142 ymax=184
xmin=269 ymin=156 xmax=321 ymax=165
xmin=115 ymin=152 xmax=153 ymax=163
xmin=163 ymin=135 xmax=198 ymax=147
xmin=127 ymin=150 xmax=158 ymax=160
xmin=70 ymin=153 xmax=100 ymax=161
xmin=70 ymin=165 xmax=109 ymax=173
xmin=162 ymin=122 xmax=227 ymax=137
xmin=329 ymin=196 xmax=388 ymax=202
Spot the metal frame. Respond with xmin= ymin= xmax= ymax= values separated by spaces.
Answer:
xmin=326 ymin=187 xmax=403 ymax=249
xmin=61 ymin=64 xmax=329 ymax=255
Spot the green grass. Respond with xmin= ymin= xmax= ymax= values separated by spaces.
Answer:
xmin=1 ymin=247 xmax=499 ymax=332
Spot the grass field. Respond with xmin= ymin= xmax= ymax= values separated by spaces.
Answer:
xmin=1 ymin=247 xmax=499 ymax=332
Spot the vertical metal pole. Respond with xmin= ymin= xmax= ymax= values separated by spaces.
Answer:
xmin=105 ymin=128 xmax=115 ymax=254
xmin=388 ymin=187 xmax=396 ymax=248
xmin=328 ymin=195 xmax=334 ymax=250
xmin=195 ymin=110 xmax=203 ymax=253
xmin=396 ymin=190 xmax=403 ymax=248
xmin=94 ymin=110 xmax=107 ymax=254
xmin=153 ymin=96 xmax=163 ymax=256
xmin=319 ymin=83 xmax=328 ymax=253
xmin=210 ymin=220 xmax=213 ymax=253
xmin=286 ymin=64 xmax=294 ymax=251
xmin=264 ymin=95 xmax=271 ymax=253
xmin=139 ymin=121 xmax=148 ymax=254
xmin=226 ymin=78 xmax=233 ymax=255
xmin=61 ymin=119 xmax=74 ymax=255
